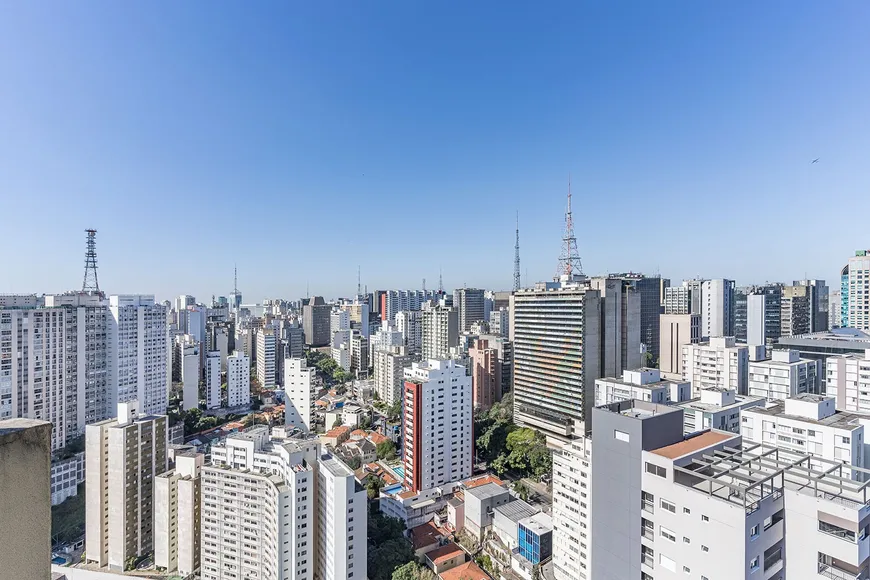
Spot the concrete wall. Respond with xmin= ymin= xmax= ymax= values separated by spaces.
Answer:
xmin=0 ymin=419 xmax=52 ymax=580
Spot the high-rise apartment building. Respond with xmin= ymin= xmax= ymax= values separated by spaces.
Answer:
xmin=663 ymin=285 xmax=692 ymax=315
xmin=226 ymin=351 xmax=250 ymax=408
xmin=378 ymin=290 xmax=438 ymax=324
xmin=659 ymin=313 xmax=701 ymax=379
xmin=829 ymin=289 xmax=842 ymax=329
xmin=845 ymin=250 xmax=870 ymax=330
xmin=155 ymin=451 xmax=203 ymax=577
xmin=551 ymin=434 xmax=592 ymax=580
xmin=421 ymin=303 xmax=459 ymax=360
xmin=1 ymin=292 xmax=110 ymax=450
xmin=330 ymin=308 xmax=350 ymax=336
xmin=488 ymin=307 xmax=510 ymax=338
xmin=701 ymin=278 xmax=735 ymax=338
xmin=682 ymin=337 xmax=749 ymax=396
xmin=331 ymin=328 xmax=351 ymax=372
xmin=205 ymin=350 xmax=221 ymax=409
xmin=0 ymin=418 xmax=52 ymax=580
xmin=174 ymin=295 xmax=195 ymax=334
xmin=453 ymin=288 xmax=486 ymax=333
xmin=256 ymin=327 xmax=277 ymax=388
xmin=284 ymin=321 xmax=304 ymax=358
xmin=511 ymin=280 xmax=601 ymax=440
xmin=302 ymin=296 xmax=331 ymax=346
xmin=86 ymin=401 xmax=167 ymax=571
xmin=469 ymin=338 xmax=502 ymax=411
xmin=178 ymin=335 xmax=200 ymax=411
xmin=201 ymin=429 xmax=366 ymax=580
xmin=395 ymin=310 xmax=423 ymax=355
xmin=373 ymin=347 xmax=412 ymax=404
xmin=748 ymin=349 xmax=820 ymax=401
xmin=109 ymin=295 xmax=170 ymax=416
xmin=370 ymin=322 xmax=404 ymax=359
xmin=590 ymin=277 xmax=642 ymax=376
xmin=350 ymin=331 xmax=368 ymax=377
xmin=826 ymin=349 xmax=870 ymax=413
xmin=402 ymin=359 xmax=472 ymax=492
xmin=284 ymin=358 xmax=317 ymax=433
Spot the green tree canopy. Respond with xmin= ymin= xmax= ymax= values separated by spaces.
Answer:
xmin=376 ymin=440 xmax=397 ymax=461
xmin=392 ymin=561 xmax=436 ymax=580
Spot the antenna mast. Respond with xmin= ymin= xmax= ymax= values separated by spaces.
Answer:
xmin=514 ymin=211 xmax=521 ymax=291
xmin=438 ymin=268 xmax=444 ymax=294
xmin=82 ymin=229 xmax=100 ymax=293
xmin=555 ymin=176 xmax=583 ymax=279
xmin=357 ymin=265 xmax=361 ymax=296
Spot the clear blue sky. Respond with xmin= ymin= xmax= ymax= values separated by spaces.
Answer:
xmin=2 ymin=2 xmax=868 ymax=302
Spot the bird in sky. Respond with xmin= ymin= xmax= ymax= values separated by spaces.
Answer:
xmin=812 ymin=158 xmax=820 ymax=163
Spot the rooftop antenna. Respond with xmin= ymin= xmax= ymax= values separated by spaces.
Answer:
xmin=422 ymin=278 xmax=426 ymax=293
xmin=514 ymin=211 xmax=521 ymax=291
xmin=439 ymin=267 xmax=443 ymax=294
xmin=357 ymin=265 xmax=361 ymax=296
xmin=233 ymin=264 xmax=238 ymax=295
xmin=82 ymin=229 xmax=100 ymax=293
xmin=555 ymin=175 xmax=583 ymax=280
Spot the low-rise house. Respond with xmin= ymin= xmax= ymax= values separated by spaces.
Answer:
xmin=426 ymin=542 xmax=466 ymax=575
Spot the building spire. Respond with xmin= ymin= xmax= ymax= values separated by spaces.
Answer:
xmin=555 ymin=175 xmax=583 ymax=280
xmin=233 ymin=264 xmax=238 ymax=294
xmin=514 ymin=211 xmax=521 ymax=291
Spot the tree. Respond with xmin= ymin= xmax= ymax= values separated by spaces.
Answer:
xmin=387 ymin=400 xmax=402 ymax=421
xmin=360 ymin=414 xmax=373 ymax=430
xmin=476 ymin=554 xmax=495 ymax=576
xmin=513 ymin=480 xmax=530 ymax=502
xmin=332 ymin=417 xmax=344 ymax=429
xmin=333 ymin=368 xmax=352 ymax=384
xmin=346 ymin=456 xmax=362 ymax=470
xmin=376 ymin=440 xmax=397 ymax=461
xmin=368 ymin=512 xmax=414 ymax=580
xmin=366 ymin=476 xmax=384 ymax=500
xmin=392 ymin=561 xmax=436 ymax=580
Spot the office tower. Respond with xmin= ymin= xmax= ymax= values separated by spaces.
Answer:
xmin=155 ymin=451 xmax=203 ymax=577
xmin=794 ymin=279 xmax=829 ymax=332
xmin=0 ymin=418 xmax=52 ymax=580
xmin=663 ymin=285 xmax=692 ymax=315
xmin=109 ymin=295 xmax=171 ymax=416
xmin=402 ymin=359 xmax=472 ymax=492
xmin=829 ymin=289 xmax=842 ymax=328
xmin=594 ymin=368 xmax=691 ymax=408
xmin=373 ymin=347 xmax=412 ymax=404
xmin=178 ymin=335 xmax=200 ymax=411
xmin=606 ymin=274 xmax=665 ymax=362
xmin=256 ymin=327 xmax=277 ymax=388
xmin=205 ymin=350 xmax=221 ymax=409
xmin=1 ymin=292 xmax=110 ymax=450
xmin=331 ymin=329 xmax=351 ymax=372
xmin=735 ymin=286 xmax=749 ymax=341
xmin=701 ymin=278 xmax=735 ymax=338
xmin=395 ymin=310 xmax=423 ymax=355
xmin=201 ymin=430 xmax=366 ymax=580
xmin=846 ymin=250 xmax=870 ymax=330
xmin=284 ymin=358 xmax=317 ymax=433
xmin=659 ymin=313 xmax=701 ymax=379
xmin=284 ymin=321 xmax=304 ymax=358
xmin=187 ymin=305 xmax=207 ymax=346
xmin=330 ymin=308 xmax=350 ymax=336
xmin=590 ymin=277 xmax=641 ymax=375
xmin=826 ymin=350 xmax=870 ymax=412
xmin=469 ymin=338 xmax=502 ymax=410
xmin=453 ymin=287 xmax=486 ymax=333
xmin=174 ymin=295 xmax=195 ymax=334
xmin=780 ymin=284 xmax=812 ymax=337
xmin=86 ymin=401 xmax=167 ymax=571
xmin=488 ymin=307 xmax=510 ymax=338
xmin=421 ymin=303 xmax=459 ymax=360
xmin=744 ymin=284 xmax=783 ymax=345
xmin=350 ymin=331 xmax=368 ymax=376
xmin=682 ymin=337 xmax=749 ymax=396
xmin=551 ymin=434 xmax=592 ymax=580
xmin=302 ymin=296 xmax=331 ymax=346
xmin=342 ymin=298 xmax=371 ymax=338
xmin=226 ymin=351 xmax=250 ymax=408
xmin=748 ymin=350 xmax=820 ymax=400
xmin=511 ymin=280 xmax=601 ymax=440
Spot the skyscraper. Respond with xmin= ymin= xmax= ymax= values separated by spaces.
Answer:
xmin=781 ymin=284 xmax=811 ymax=337
xmin=205 ymin=350 xmax=221 ymax=409
xmin=469 ymin=338 xmax=502 ymax=410
xmin=302 ymin=296 xmax=331 ymax=346
xmin=590 ymin=277 xmax=642 ymax=376
xmin=453 ymin=287 xmax=486 ymax=333
xmin=284 ymin=358 xmax=317 ymax=433
xmin=256 ymin=327 xmax=277 ymax=388
xmin=701 ymin=279 xmax=735 ymax=338
xmin=603 ymin=274 xmax=665 ymax=362
xmin=227 ymin=351 xmax=250 ymax=408
xmin=421 ymin=302 xmax=459 ymax=360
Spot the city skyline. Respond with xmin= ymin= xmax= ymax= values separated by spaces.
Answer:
xmin=2 ymin=3 xmax=869 ymax=299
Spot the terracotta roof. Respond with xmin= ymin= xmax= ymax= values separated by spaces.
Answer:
xmin=427 ymin=542 xmax=465 ymax=566
xmin=223 ymin=422 xmax=245 ymax=430
xmin=325 ymin=426 xmax=351 ymax=438
xmin=368 ymin=431 xmax=389 ymax=445
xmin=399 ymin=490 xmax=418 ymax=499
xmin=651 ymin=430 xmax=737 ymax=460
xmin=409 ymin=521 xmax=443 ymax=550
xmin=464 ymin=474 xmax=504 ymax=489
xmin=438 ymin=561 xmax=488 ymax=580
xmin=350 ymin=429 xmax=368 ymax=438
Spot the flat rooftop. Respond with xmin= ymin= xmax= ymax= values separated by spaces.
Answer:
xmin=494 ymin=499 xmax=538 ymax=523
xmin=320 ymin=453 xmax=354 ymax=478
xmin=652 ymin=430 xmax=737 ymax=460
xmin=678 ymin=394 xmax=764 ymax=413
xmin=464 ymin=482 xmax=507 ymax=501
xmin=746 ymin=401 xmax=865 ymax=430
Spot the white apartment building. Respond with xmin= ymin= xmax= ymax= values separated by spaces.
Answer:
xmin=552 ymin=434 xmax=592 ymax=580
xmin=402 ymin=359 xmax=472 ymax=492
xmin=1 ymin=293 xmax=109 ymax=450
xmin=594 ymin=368 xmax=691 ymax=408
xmin=421 ymin=303 xmax=459 ymax=361
xmin=826 ymin=350 xmax=870 ymax=413
xmin=488 ymin=307 xmax=510 ymax=338
xmin=50 ymin=451 xmax=85 ymax=505
xmin=178 ymin=335 xmax=200 ymax=411
xmin=373 ymin=347 xmax=412 ymax=405
xmin=330 ymin=308 xmax=350 ymax=336
xmin=155 ymin=451 xmax=203 ymax=577
xmin=846 ymin=251 xmax=870 ymax=330
xmin=701 ymin=278 xmax=735 ymax=338
xmin=331 ymin=328 xmax=351 ymax=372
xmin=109 ymin=295 xmax=170 ymax=416
xmin=395 ymin=310 xmax=423 ymax=355
xmin=201 ymin=428 xmax=366 ymax=580
xmin=370 ymin=322 xmax=404 ymax=359
xmin=741 ymin=395 xmax=867 ymax=478
xmin=85 ymin=401 xmax=168 ymax=571
xmin=284 ymin=357 xmax=317 ymax=433
xmin=748 ymin=349 xmax=821 ymax=401
xmin=256 ymin=327 xmax=277 ymax=388
xmin=663 ymin=284 xmax=693 ymax=315
xmin=205 ymin=350 xmax=221 ymax=409
xmin=676 ymin=387 xmax=765 ymax=434
xmin=682 ymin=336 xmax=749 ymax=396
xmin=226 ymin=351 xmax=250 ymax=408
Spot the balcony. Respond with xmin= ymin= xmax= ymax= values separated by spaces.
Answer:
xmin=818 ymin=563 xmax=869 ymax=580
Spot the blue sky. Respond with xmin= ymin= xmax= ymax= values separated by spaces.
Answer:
xmin=1 ymin=2 xmax=868 ymax=302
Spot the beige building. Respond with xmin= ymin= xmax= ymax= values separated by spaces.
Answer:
xmin=86 ymin=401 xmax=168 ymax=571
xmin=373 ymin=346 xmax=412 ymax=404
xmin=659 ymin=313 xmax=701 ymax=379
xmin=155 ymin=451 xmax=203 ymax=576
xmin=0 ymin=418 xmax=52 ymax=580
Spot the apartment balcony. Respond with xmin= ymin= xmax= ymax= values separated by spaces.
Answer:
xmin=818 ymin=563 xmax=870 ymax=580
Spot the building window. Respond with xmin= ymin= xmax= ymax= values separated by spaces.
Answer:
xmin=614 ymin=430 xmax=630 ymax=443
xmin=660 ymin=499 xmax=676 ymax=514
xmin=645 ymin=462 xmax=667 ymax=478
xmin=750 ymin=556 xmax=759 ymax=571
xmin=750 ymin=524 xmax=758 ymax=539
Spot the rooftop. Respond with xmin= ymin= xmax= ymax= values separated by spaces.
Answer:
xmin=677 ymin=393 xmax=764 ymax=413
xmin=746 ymin=400 xmax=865 ymax=430
xmin=439 ymin=561 xmax=489 ymax=580
xmin=464 ymin=481 xmax=508 ymax=501
xmin=463 ymin=474 xmax=504 ymax=489
xmin=409 ymin=521 xmax=443 ymax=550
xmin=494 ymin=499 xmax=538 ymax=523
xmin=426 ymin=542 xmax=465 ymax=566
xmin=324 ymin=426 xmax=351 ymax=438
xmin=518 ymin=511 xmax=553 ymax=535
xmin=652 ymin=430 xmax=737 ymax=460
xmin=320 ymin=453 xmax=354 ymax=478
